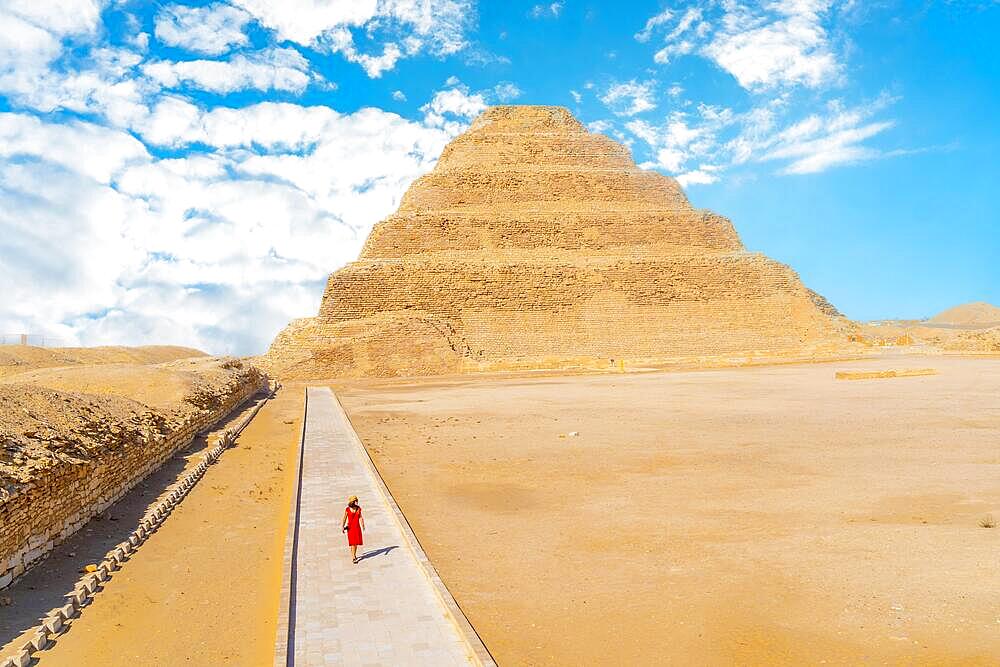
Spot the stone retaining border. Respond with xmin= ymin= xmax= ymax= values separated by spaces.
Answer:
xmin=0 ymin=381 xmax=279 ymax=667
xmin=272 ymin=387 xmax=307 ymax=666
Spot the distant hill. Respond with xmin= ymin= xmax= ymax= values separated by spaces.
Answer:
xmin=929 ymin=302 xmax=1000 ymax=327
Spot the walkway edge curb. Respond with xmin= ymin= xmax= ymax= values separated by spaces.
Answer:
xmin=331 ymin=391 xmax=498 ymax=667
xmin=274 ymin=387 xmax=307 ymax=667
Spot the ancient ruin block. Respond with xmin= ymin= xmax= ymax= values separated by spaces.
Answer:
xmin=265 ymin=105 xmax=849 ymax=379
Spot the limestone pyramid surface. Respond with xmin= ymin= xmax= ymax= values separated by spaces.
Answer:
xmin=265 ymin=106 xmax=846 ymax=378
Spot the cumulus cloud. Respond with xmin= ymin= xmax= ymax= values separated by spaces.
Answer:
xmin=231 ymin=0 xmax=473 ymax=77
xmin=0 ymin=0 xmax=104 ymax=39
xmin=230 ymin=0 xmax=377 ymax=44
xmin=0 ymin=0 xmax=121 ymax=116
xmin=0 ymin=112 xmax=148 ymax=182
xmin=0 ymin=97 xmax=470 ymax=354
xmin=322 ymin=27 xmax=404 ymax=78
xmin=154 ymin=3 xmax=251 ymax=55
xmin=600 ymin=80 xmax=657 ymax=116
xmin=421 ymin=82 xmax=488 ymax=131
xmin=143 ymin=47 xmax=314 ymax=94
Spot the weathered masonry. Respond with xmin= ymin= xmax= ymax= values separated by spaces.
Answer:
xmin=265 ymin=105 xmax=851 ymax=378
xmin=0 ymin=369 xmax=266 ymax=590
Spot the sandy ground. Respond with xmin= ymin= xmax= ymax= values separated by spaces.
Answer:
xmin=1 ymin=387 xmax=302 ymax=666
xmin=337 ymin=355 xmax=1000 ymax=665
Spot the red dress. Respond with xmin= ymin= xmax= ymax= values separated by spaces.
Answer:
xmin=345 ymin=507 xmax=363 ymax=546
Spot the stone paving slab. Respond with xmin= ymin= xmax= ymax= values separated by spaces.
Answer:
xmin=277 ymin=387 xmax=494 ymax=667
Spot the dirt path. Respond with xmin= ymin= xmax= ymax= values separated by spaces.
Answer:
xmin=337 ymin=356 xmax=1000 ymax=665
xmin=27 ymin=387 xmax=303 ymax=666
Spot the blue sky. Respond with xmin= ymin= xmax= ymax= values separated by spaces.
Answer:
xmin=0 ymin=0 xmax=997 ymax=354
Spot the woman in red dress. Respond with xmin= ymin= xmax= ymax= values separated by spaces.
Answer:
xmin=342 ymin=495 xmax=365 ymax=564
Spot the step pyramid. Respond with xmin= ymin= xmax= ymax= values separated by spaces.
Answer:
xmin=265 ymin=106 xmax=847 ymax=378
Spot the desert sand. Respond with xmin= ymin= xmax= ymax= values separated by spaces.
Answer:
xmin=337 ymin=355 xmax=1000 ymax=665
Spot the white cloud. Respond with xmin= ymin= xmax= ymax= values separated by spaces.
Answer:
xmin=379 ymin=0 xmax=473 ymax=56
xmin=142 ymin=47 xmax=314 ymax=94
xmin=231 ymin=0 xmax=473 ymax=77
xmin=763 ymin=118 xmax=894 ymax=174
xmin=493 ymin=81 xmax=522 ymax=102
xmin=421 ymin=83 xmax=488 ymax=131
xmin=638 ymin=1 xmax=841 ymax=91
xmin=0 ymin=112 xmax=148 ymax=183
xmin=626 ymin=92 xmax=899 ymax=181
xmin=230 ymin=0 xmax=377 ymax=44
xmin=0 ymin=0 xmax=113 ymax=111
xmin=529 ymin=3 xmax=563 ymax=19
xmin=392 ymin=90 xmax=407 ymax=101
xmin=1 ymin=0 xmax=105 ymax=37
xmin=569 ymin=89 xmax=582 ymax=104
xmin=676 ymin=166 xmax=720 ymax=187
xmin=587 ymin=119 xmax=612 ymax=133
xmin=329 ymin=31 xmax=404 ymax=78
xmin=635 ymin=9 xmax=673 ymax=43
xmin=705 ymin=2 xmax=839 ymax=90
xmin=0 ymin=50 xmax=152 ymax=128
xmin=629 ymin=111 xmax=715 ymax=174
xmin=0 ymin=105 xmax=461 ymax=354
xmin=154 ymin=3 xmax=251 ymax=55
xmin=600 ymin=80 xmax=657 ymax=117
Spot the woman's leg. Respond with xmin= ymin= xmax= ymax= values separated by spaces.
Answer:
xmin=351 ymin=544 xmax=357 ymax=561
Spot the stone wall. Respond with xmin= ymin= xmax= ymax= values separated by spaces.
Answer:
xmin=0 ymin=375 xmax=266 ymax=590
xmin=264 ymin=105 xmax=852 ymax=379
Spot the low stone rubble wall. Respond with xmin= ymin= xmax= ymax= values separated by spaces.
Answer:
xmin=0 ymin=383 xmax=276 ymax=667
xmin=0 ymin=376 xmax=267 ymax=591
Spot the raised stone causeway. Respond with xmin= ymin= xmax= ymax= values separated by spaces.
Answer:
xmin=275 ymin=387 xmax=492 ymax=666
xmin=265 ymin=105 xmax=848 ymax=378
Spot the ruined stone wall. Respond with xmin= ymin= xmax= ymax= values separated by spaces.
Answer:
xmin=0 ymin=376 xmax=266 ymax=589
xmin=264 ymin=105 xmax=849 ymax=379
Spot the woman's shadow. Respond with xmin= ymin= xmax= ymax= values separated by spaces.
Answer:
xmin=356 ymin=545 xmax=398 ymax=563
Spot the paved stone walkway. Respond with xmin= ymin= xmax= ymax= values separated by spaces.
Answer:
xmin=277 ymin=387 xmax=493 ymax=667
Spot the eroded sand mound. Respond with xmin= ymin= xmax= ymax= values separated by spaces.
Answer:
xmin=0 ymin=357 xmax=262 ymax=488
xmin=940 ymin=325 xmax=1000 ymax=352
xmin=265 ymin=105 xmax=851 ymax=379
xmin=0 ymin=345 xmax=205 ymax=378
xmin=929 ymin=301 xmax=1000 ymax=327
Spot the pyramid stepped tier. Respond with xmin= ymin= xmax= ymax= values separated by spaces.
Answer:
xmin=361 ymin=210 xmax=742 ymax=258
xmin=264 ymin=105 xmax=851 ymax=379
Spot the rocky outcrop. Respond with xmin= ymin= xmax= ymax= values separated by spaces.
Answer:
xmin=265 ymin=105 xmax=848 ymax=378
